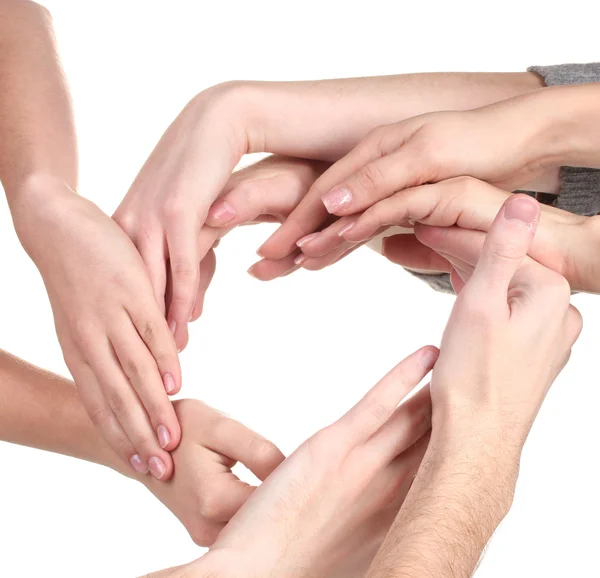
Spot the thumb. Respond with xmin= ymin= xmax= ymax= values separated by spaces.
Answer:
xmin=468 ymin=194 xmax=540 ymax=297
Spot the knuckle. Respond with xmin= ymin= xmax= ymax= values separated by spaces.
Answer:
xmin=355 ymin=162 xmax=385 ymax=194
xmin=87 ymin=404 xmax=114 ymax=428
xmin=105 ymin=389 xmax=129 ymax=417
xmin=248 ymin=435 xmax=283 ymax=468
xmin=161 ymin=197 xmax=187 ymax=221
xmin=369 ymin=402 xmax=390 ymax=427
xmin=171 ymin=260 xmax=197 ymax=280
xmin=546 ymin=272 xmax=571 ymax=301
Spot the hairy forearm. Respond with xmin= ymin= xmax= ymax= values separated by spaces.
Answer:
xmin=367 ymin=436 xmax=517 ymax=578
xmin=234 ymin=72 xmax=544 ymax=162
xmin=0 ymin=349 xmax=129 ymax=476
xmin=0 ymin=0 xmax=77 ymax=203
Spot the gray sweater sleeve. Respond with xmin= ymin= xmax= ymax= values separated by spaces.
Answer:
xmin=528 ymin=63 xmax=600 ymax=216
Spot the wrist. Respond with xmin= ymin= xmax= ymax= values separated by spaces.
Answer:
xmin=533 ymin=85 xmax=600 ymax=169
xmin=429 ymin=418 xmax=520 ymax=511
xmin=8 ymin=172 xmax=78 ymax=248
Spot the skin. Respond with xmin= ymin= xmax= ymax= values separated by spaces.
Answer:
xmin=0 ymin=349 xmax=284 ymax=547
xmin=113 ymin=71 xmax=551 ymax=350
xmin=146 ymin=347 xmax=438 ymax=578
xmin=0 ymin=0 xmax=182 ymax=479
xmin=366 ymin=195 xmax=582 ymax=578
xmin=147 ymin=196 xmax=581 ymax=578
xmin=288 ymin=84 xmax=600 ymax=278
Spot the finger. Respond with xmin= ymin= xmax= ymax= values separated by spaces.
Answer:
xmin=299 ymin=237 xmax=361 ymax=271
xmin=71 ymin=361 xmax=143 ymax=474
xmin=206 ymin=418 xmax=285 ymax=481
xmin=111 ymin=316 xmax=181 ymax=453
xmin=205 ymin=473 xmax=256 ymax=522
xmin=468 ymin=194 xmax=540 ymax=297
xmin=192 ymin=249 xmax=217 ymax=321
xmin=207 ymin=174 xmax=306 ymax=229
xmin=339 ymin=346 xmax=438 ymax=445
xmin=256 ymin=130 xmax=399 ymax=261
xmin=382 ymin=431 xmax=431 ymax=504
xmin=414 ymin=224 xmax=486 ymax=270
xmin=129 ymin=298 xmax=182 ymax=398
xmin=381 ymin=234 xmax=452 ymax=273
xmin=295 ymin=216 xmax=359 ymax=258
xmin=341 ymin=178 xmax=510 ymax=245
xmin=320 ymin=145 xmax=435 ymax=218
xmin=81 ymin=339 xmax=174 ymax=480
xmin=248 ymin=253 xmax=300 ymax=281
xmin=450 ymin=268 xmax=466 ymax=294
xmin=166 ymin=219 xmax=200 ymax=351
xmin=135 ymin=231 xmax=168 ymax=317
xmin=363 ymin=385 xmax=432 ymax=461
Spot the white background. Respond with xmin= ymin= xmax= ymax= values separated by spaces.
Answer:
xmin=1 ymin=1 xmax=599 ymax=576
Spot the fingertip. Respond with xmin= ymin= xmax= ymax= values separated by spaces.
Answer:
xmin=206 ymin=199 xmax=236 ymax=227
xmin=163 ymin=372 xmax=181 ymax=396
xmin=420 ymin=345 xmax=440 ymax=369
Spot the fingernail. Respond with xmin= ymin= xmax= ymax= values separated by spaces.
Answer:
xmin=421 ymin=348 xmax=439 ymax=368
xmin=169 ymin=320 xmax=177 ymax=336
xmin=157 ymin=425 xmax=170 ymax=449
xmin=149 ymin=456 xmax=166 ymax=480
xmin=294 ymin=254 xmax=307 ymax=266
xmin=504 ymin=197 xmax=539 ymax=227
xmin=247 ymin=265 xmax=259 ymax=279
xmin=163 ymin=373 xmax=175 ymax=394
xmin=337 ymin=222 xmax=355 ymax=237
xmin=210 ymin=200 xmax=236 ymax=223
xmin=130 ymin=454 xmax=148 ymax=474
xmin=296 ymin=233 xmax=319 ymax=248
xmin=256 ymin=245 xmax=266 ymax=258
xmin=321 ymin=187 xmax=353 ymax=213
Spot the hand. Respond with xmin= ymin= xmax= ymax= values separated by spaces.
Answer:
xmin=198 ymin=155 xmax=328 ymax=290
xmin=430 ymin=194 xmax=582 ymax=454
xmin=292 ymin=177 xmax=598 ymax=293
xmin=169 ymin=155 xmax=328 ymax=320
xmin=13 ymin=178 xmax=182 ymax=480
xmin=256 ymin=91 xmax=562 ymax=268
xmin=362 ymin=194 xmax=582 ymax=578
xmin=142 ymin=399 xmax=284 ymax=547
xmin=167 ymin=346 xmax=437 ymax=578
xmin=117 ymin=72 xmax=545 ymax=349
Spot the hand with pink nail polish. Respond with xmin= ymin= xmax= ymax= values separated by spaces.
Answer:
xmin=257 ymin=88 xmax=573 ymax=273
xmin=146 ymin=346 xmax=437 ymax=578
xmin=13 ymin=180 xmax=182 ymax=482
xmin=177 ymin=155 xmax=330 ymax=318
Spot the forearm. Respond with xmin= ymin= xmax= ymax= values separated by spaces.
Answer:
xmin=231 ymin=72 xmax=544 ymax=161
xmin=367 ymin=435 xmax=517 ymax=578
xmin=536 ymin=83 xmax=600 ymax=169
xmin=0 ymin=0 xmax=77 ymax=205
xmin=0 ymin=349 xmax=129 ymax=477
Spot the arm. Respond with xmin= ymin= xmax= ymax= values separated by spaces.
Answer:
xmin=0 ymin=349 xmax=127 ymax=475
xmin=366 ymin=195 xmax=581 ymax=577
xmin=0 ymin=347 xmax=284 ymax=548
xmin=0 ymin=0 xmax=185 ymax=480
xmin=114 ymin=71 xmax=548 ymax=349
xmin=0 ymin=0 xmax=77 ymax=201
